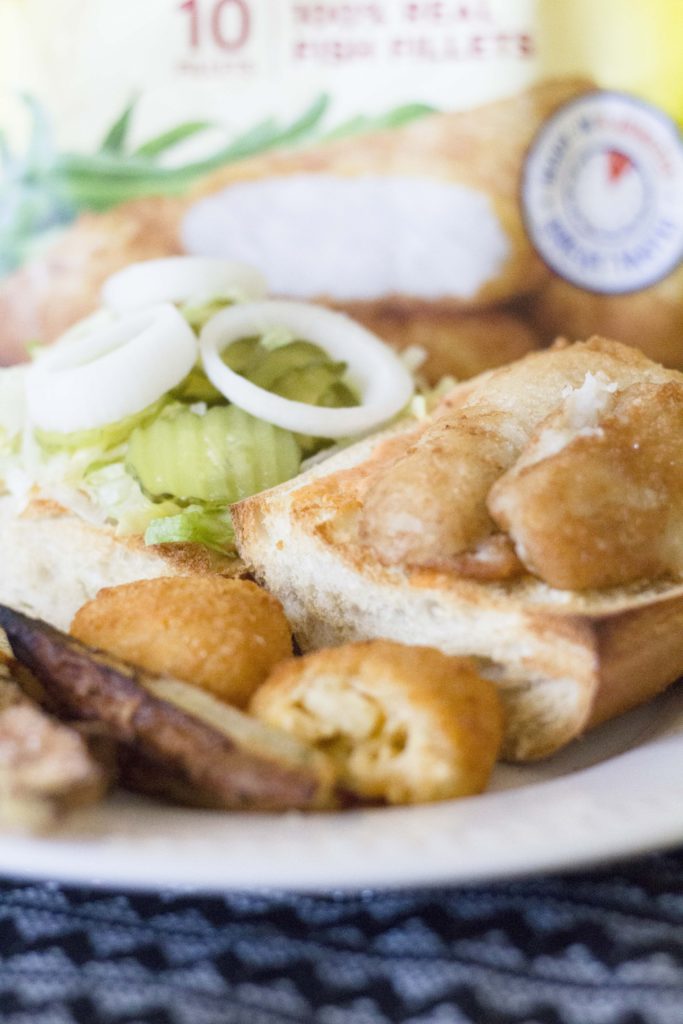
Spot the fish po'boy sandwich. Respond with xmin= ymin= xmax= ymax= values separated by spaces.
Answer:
xmin=233 ymin=336 xmax=683 ymax=762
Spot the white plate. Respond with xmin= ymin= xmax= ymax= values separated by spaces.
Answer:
xmin=2 ymin=684 xmax=683 ymax=892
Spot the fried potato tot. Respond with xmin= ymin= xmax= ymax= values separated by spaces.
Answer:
xmin=70 ymin=577 xmax=292 ymax=708
xmin=488 ymin=380 xmax=683 ymax=590
xmin=359 ymin=337 xmax=681 ymax=570
xmin=250 ymin=640 xmax=503 ymax=805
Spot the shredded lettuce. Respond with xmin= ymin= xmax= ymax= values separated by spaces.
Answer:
xmin=83 ymin=460 xmax=181 ymax=536
xmin=260 ymin=326 xmax=297 ymax=351
xmin=405 ymin=375 xmax=458 ymax=422
xmin=144 ymin=507 xmax=235 ymax=553
xmin=0 ymin=367 xmax=28 ymax=439
xmin=26 ymin=340 xmax=47 ymax=360
xmin=0 ymin=296 xmax=423 ymax=554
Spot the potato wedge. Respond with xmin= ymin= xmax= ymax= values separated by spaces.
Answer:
xmin=0 ymin=606 xmax=336 ymax=812
xmin=0 ymin=651 xmax=109 ymax=830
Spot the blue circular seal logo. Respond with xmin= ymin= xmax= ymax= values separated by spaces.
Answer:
xmin=522 ymin=92 xmax=683 ymax=294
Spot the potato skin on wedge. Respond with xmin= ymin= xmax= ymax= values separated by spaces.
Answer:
xmin=0 ymin=606 xmax=336 ymax=812
xmin=0 ymin=655 xmax=110 ymax=829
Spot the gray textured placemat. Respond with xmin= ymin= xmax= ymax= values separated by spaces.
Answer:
xmin=1 ymin=847 xmax=682 ymax=1024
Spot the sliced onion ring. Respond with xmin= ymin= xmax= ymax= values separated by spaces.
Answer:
xmin=27 ymin=304 xmax=197 ymax=433
xmin=199 ymin=301 xmax=414 ymax=439
xmin=102 ymin=257 xmax=267 ymax=313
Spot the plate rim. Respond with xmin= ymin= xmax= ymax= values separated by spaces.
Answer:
xmin=0 ymin=726 xmax=682 ymax=893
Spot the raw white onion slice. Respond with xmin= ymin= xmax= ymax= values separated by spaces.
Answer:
xmin=27 ymin=304 xmax=197 ymax=432
xmin=199 ymin=301 xmax=414 ymax=439
xmin=102 ymin=257 xmax=267 ymax=313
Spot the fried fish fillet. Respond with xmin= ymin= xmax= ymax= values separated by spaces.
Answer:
xmin=185 ymin=78 xmax=589 ymax=310
xmin=0 ymin=198 xmax=183 ymax=365
xmin=338 ymin=304 xmax=539 ymax=383
xmin=488 ymin=379 xmax=683 ymax=590
xmin=359 ymin=338 xmax=682 ymax=571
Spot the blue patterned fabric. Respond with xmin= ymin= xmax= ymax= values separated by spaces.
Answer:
xmin=1 ymin=849 xmax=683 ymax=1024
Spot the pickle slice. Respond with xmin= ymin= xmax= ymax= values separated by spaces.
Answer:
xmin=246 ymin=341 xmax=336 ymax=390
xmin=125 ymin=405 xmax=301 ymax=505
xmin=272 ymin=363 xmax=349 ymax=405
xmin=174 ymin=338 xmax=264 ymax=403
xmin=319 ymin=380 xmax=359 ymax=408
xmin=221 ymin=336 xmax=261 ymax=374
xmin=172 ymin=364 xmax=225 ymax=404
xmin=170 ymin=335 xmax=357 ymax=467
xmin=289 ymin=376 xmax=359 ymax=456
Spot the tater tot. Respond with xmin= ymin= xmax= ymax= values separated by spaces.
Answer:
xmin=70 ymin=577 xmax=292 ymax=708
xmin=250 ymin=640 xmax=503 ymax=805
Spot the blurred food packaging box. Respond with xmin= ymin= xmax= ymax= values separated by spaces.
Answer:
xmin=0 ymin=0 xmax=682 ymax=379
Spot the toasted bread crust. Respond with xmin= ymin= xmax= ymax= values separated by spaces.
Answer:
xmin=0 ymin=497 xmax=244 ymax=630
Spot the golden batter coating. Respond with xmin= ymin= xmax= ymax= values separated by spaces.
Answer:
xmin=359 ymin=338 xmax=680 ymax=571
xmin=489 ymin=381 xmax=683 ymax=590
xmin=250 ymin=640 xmax=503 ymax=805
xmin=70 ymin=576 xmax=292 ymax=708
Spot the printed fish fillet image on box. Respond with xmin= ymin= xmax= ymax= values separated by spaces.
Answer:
xmin=182 ymin=175 xmax=511 ymax=303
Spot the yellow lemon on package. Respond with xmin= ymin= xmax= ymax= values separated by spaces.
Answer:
xmin=540 ymin=0 xmax=683 ymax=125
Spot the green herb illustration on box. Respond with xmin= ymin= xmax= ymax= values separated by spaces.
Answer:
xmin=0 ymin=94 xmax=435 ymax=276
